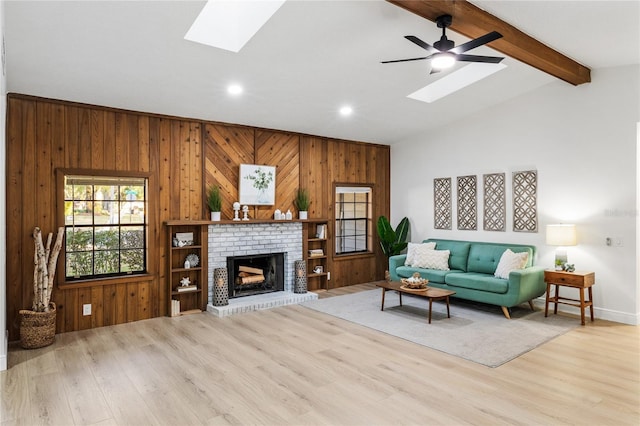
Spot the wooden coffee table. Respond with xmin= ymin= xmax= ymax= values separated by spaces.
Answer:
xmin=376 ymin=280 xmax=456 ymax=324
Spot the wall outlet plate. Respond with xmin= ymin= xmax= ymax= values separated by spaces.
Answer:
xmin=83 ymin=304 xmax=91 ymax=316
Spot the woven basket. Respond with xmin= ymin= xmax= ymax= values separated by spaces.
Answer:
xmin=19 ymin=302 xmax=56 ymax=349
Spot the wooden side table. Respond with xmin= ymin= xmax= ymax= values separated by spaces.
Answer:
xmin=544 ymin=270 xmax=595 ymax=325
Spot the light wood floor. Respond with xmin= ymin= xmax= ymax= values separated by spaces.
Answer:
xmin=2 ymin=283 xmax=639 ymax=425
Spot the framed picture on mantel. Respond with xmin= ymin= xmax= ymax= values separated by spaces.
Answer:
xmin=239 ymin=164 xmax=276 ymax=205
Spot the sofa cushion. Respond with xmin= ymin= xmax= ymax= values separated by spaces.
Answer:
xmin=405 ymin=242 xmax=436 ymax=266
xmin=413 ymin=249 xmax=450 ymax=270
xmin=424 ymin=240 xmax=471 ymax=272
xmin=494 ymin=249 xmax=529 ymax=279
xmin=395 ymin=266 xmax=457 ymax=284
xmin=467 ymin=244 xmax=533 ymax=275
xmin=445 ymin=272 xmax=509 ymax=294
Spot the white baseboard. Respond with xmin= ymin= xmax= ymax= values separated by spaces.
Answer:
xmin=532 ymin=297 xmax=638 ymax=325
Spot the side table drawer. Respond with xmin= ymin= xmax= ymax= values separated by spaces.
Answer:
xmin=544 ymin=270 xmax=595 ymax=287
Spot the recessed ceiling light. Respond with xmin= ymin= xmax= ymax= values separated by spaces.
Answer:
xmin=339 ymin=105 xmax=353 ymax=117
xmin=227 ymin=84 xmax=243 ymax=96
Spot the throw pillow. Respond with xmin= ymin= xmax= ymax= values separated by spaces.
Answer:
xmin=494 ymin=249 xmax=529 ymax=279
xmin=412 ymin=249 xmax=450 ymax=270
xmin=405 ymin=242 xmax=436 ymax=266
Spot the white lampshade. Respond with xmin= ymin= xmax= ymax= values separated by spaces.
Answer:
xmin=546 ymin=224 xmax=577 ymax=246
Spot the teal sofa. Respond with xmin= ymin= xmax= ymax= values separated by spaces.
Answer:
xmin=389 ymin=239 xmax=546 ymax=319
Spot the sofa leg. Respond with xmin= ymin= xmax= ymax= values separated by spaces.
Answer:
xmin=528 ymin=300 xmax=535 ymax=311
xmin=501 ymin=306 xmax=511 ymax=319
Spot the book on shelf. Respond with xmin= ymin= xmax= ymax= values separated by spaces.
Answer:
xmin=171 ymin=299 xmax=180 ymax=317
xmin=177 ymin=284 xmax=198 ymax=292
xmin=316 ymin=224 xmax=327 ymax=239
xmin=308 ymin=248 xmax=324 ymax=257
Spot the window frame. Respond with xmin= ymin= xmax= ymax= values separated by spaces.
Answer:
xmin=334 ymin=184 xmax=373 ymax=257
xmin=56 ymin=168 xmax=152 ymax=287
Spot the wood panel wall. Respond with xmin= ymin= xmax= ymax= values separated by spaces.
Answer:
xmin=5 ymin=93 xmax=390 ymax=340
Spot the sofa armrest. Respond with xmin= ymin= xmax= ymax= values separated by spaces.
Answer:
xmin=388 ymin=255 xmax=407 ymax=281
xmin=506 ymin=266 xmax=546 ymax=303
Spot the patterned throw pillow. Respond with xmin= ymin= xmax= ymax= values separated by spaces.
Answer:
xmin=412 ymin=249 xmax=450 ymax=270
xmin=494 ymin=249 xmax=529 ymax=279
xmin=404 ymin=242 xmax=436 ymax=266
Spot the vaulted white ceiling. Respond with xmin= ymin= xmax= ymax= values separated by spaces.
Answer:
xmin=5 ymin=1 xmax=639 ymax=145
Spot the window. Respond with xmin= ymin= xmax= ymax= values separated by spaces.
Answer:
xmin=335 ymin=186 xmax=372 ymax=255
xmin=63 ymin=173 xmax=148 ymax=281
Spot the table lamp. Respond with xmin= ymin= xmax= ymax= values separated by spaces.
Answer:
xmin=546 ymin=224 xmax=577 ymax=270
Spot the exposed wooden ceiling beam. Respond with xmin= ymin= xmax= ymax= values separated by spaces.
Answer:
xmin=387 ymin=0 xmax=591 ymax=85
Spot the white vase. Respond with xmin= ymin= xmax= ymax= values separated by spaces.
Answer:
xmin=211 ymin=211 xmax=221 ymax=221
xmin=299 ymin=211 xmax=308 ymax=220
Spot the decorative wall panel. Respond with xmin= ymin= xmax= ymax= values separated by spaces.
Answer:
xmin=512 ymin=170 xmax=538 ymax=232
xmin=433 ymin=177 xmax=452 ymax=230
xmin=483 ymin=173 xmax=506 ymax=231
xmin=457 ymin=175 xmax=477 ymax=231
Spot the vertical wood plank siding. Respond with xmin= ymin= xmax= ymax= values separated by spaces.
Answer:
xmin=5 ymin=94 xmax=390 ymax=340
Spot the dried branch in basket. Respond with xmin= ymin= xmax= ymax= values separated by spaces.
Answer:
xmin=31 ymin=226 xmax=64 ymax=312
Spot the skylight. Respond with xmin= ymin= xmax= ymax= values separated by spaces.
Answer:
xmin=408 ymin=63 xmax=507 ymax=103
xmin=184 ymin=0 xmax=286 ymax=53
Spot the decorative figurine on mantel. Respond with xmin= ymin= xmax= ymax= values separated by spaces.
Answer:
xmin=233 ymin=202 xmax=241 ymax=221
xmin=242 ymin=205 xmax=249 ymax=221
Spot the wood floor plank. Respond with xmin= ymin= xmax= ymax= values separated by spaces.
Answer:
xmin=54 ymin=344 xmax=112 ymax=425
xmin=2 ymin=284 xmax=638 ymax=425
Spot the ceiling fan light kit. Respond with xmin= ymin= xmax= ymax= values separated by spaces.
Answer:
xmin=431 ymin=52 xmax=456 ymax=70
xmin=381 ymin=14 xmax=504 ymax=72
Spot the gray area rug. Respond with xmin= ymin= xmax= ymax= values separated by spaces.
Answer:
xmin=302 ymin=289 xmax=578 ymax=367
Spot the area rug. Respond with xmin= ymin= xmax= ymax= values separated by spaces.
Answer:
xmin=301 ymin=289 xmax=578 ymax=367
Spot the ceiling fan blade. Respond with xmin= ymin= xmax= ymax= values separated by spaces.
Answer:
xmin=381 ymin=56 xmax=430 ymax=64
xmin=405 ymin=35 xmax=438 ymax=54
xmin=451 ymin=31 xmax=502 ymax=54
xmin=455 ymin=54 xmax=504 ymax=64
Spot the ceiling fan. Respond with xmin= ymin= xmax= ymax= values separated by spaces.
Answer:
xmin=382 ymin=14 xmax=504 ymax=73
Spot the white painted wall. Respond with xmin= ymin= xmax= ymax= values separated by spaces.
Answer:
xmin=1 ymin=0 xmax=8 ymax=371
xmin=391 ymin=65 xmax=640 ymax=325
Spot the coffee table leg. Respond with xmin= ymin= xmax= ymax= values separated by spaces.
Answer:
xmin=428 ymin=298 xmax=433 ymax=324
xmin=399 ymin=292 xmax=402 ymax=307
xmin=446 ymin=296 xmax=450 ymax=318
xmin=380 ymin=288 xmax=385 ymax=311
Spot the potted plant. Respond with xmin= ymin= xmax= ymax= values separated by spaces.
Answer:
xmin=19 ymin=226 xmax=64 ymax=349
xmin=294 ymin=188 xmax=310 ymax=220
xmin=377 ymin=216 xmax=409 ymax=258
xmin=207 ymin=184 xmax=222 ymax=221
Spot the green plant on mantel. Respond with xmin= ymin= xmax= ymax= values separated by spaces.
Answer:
xmin=207 ymin=184 xmax=222 ymax=212
xmin=377 ymin=216 xmax=409 ymax=258
xmin=294 ymin=188 xmax=310 ymax=211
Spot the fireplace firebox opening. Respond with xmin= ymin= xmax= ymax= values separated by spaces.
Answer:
xmin=227 ymin=252 xmax=285 ymax=298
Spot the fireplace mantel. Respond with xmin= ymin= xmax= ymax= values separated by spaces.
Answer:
xmin=209 ymin=218 xmax=328 ymax=225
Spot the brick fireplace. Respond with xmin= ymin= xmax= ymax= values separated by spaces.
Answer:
xmin=207 ymin=222 xmax=317 ymax=316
